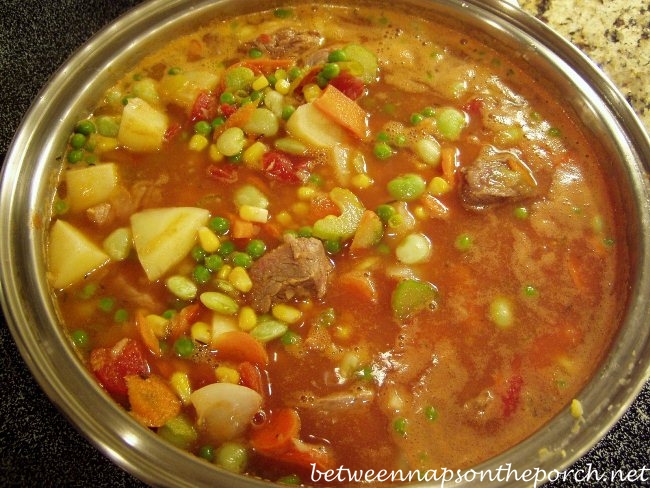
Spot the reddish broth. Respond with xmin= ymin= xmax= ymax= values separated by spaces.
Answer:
xmin=48 ymin=3 xmax=629 ymax=484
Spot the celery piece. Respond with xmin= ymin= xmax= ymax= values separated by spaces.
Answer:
xmin=312 ymin=187 xmax=365 ymax=241
xmin=157 ymin=415 xmax=198 ymax=450
xmin=342 ymin=44 xmax=378 ymax=83
xmin=391 ymin=279 xmax=438 ymax=321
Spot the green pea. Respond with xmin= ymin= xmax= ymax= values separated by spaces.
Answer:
xmin=211 ymin=116 xmax=226 ymax=129
xmin=387 ymin=174 xmax=426 ymax=201
xmin=454 ymin=233 xmax=473 ymax=251
xmin=209 ymin=216 xmax=230 ymax=235
xmin=288 ymin=67 xmax=302 ymax=81
xmin=324 ymin=239 xmax=341 ymax=254
xmin=410 ymin=113 xmax=424 ymax=125
xmin=230 ymin=251 xmax=253 ymax=268
xmin=174 ymin=337 xmax=195 ymax=357
xmin=523 ymin=284 xmax=539 ymax=297
xmin=393 ymin=417 xmax=408 ymax=436
xmin=69 ymin=133 xmax=87 ymax=149
xmin=167 ymin=67 xmax=182 ymax=75
xmin=421 ymin=106 xmax=436 ymax=117
xmin=217 ymin=240 xmax=236 ymax=257
xmin=204 ymin=254 xmax=224 ymax=272
xmin=199 ymin=445 xmax=215 ymax=462
xmin=67 ymin=149 xmax=84 ymax=164
xmin=75 ymin=120 xmax=96 ymax=135
xmin=113 ymin=308 xmax=129 ymax=323
xmin=193 ymin=265 xmax=212 ymax=284
xmin=273 ymin=8 xmax=293 ymax=18
xmin=245 ymin=239 xmax=266 ymax=259
xmin=424 ymin=405 xmax=439 ymax=422
xmin=281 ymin=105 xmax=295 ymax=121
xmin=280 ymin=330 xmax=301 ymax=346
xmin=248 ymin=47 xmax=263 ymax=59
xmin=513 ymin=206 xmax=529 ymax=219
xmin=376 ymin=204 xmax=396 ymax=224
xmin=194 ymin=120 xmax=212 ymax=135
xmin=98 ymin=297 xmax=115 ymax=312
xmin=327 ymin=49 xmax=347 ymax=63
xmin=220 ymin=92 xmax=236 ymax=104
xmin=321 ymin=62 xmax=340 ymax=80
xmin=297 ymin=226 xmax=313 ymax=238
xmin=70 ymin=329 xmax=89 ymax=348
xmin=191 ymin=245 xmax=207 ymax=262
xmin=53 ymin=199 xmax=69 ymax=216
xmin=373 ymin=141 xmax=393 ymax=160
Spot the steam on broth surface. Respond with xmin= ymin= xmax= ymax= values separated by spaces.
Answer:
xmin=47 ymin=3 xmax=628 ymax=484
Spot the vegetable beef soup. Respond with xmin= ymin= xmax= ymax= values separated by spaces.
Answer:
xmin=47 ymin=3 xmax=629 ymax=484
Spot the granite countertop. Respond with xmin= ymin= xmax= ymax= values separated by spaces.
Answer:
xmin=1 ymin=1 xmax=648 ymax=487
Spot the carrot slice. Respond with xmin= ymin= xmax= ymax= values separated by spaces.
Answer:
xmin=169 ymin=302 xmax=202 ymax=339
xmin=250 ymin=408 xmax=301 ymax=453
xmin=441 ymin=146 xmax=459 ymax=186
xmin=221 ymin=100 xmax=259 ymax=132
xmin=338 ymin=270 xmax=378 ymax=303
xmin=231 ymin=218 xmax=259 ymax=239
xmin=211 ymin=330 xmax=269 ymax=367
xmin=312 ymin=84 xmax=369 ymax=139
xmin=238 ymin=361 xmax=266 ymax=397
xmin=279 ymin=439 xmax=336 ymax=472
xmin=126 ymin=374 xmax=181 ymax=427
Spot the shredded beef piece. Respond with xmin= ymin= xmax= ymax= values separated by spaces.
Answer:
xmin=248 ymin=235 xmax=333 ymax=313
xmin=460 ymin=146 xmax=537 ymax=211
xmin=246 ymin=28 xmax=323 ymax=59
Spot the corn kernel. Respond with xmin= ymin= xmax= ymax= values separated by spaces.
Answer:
xmin=229 ymin=266 xmax=253 ymax=293
xmin=275 ymin=210 xmax=293 ymax=227
xmin=302 ymin=83 xmax=321 ymax=102
xmin=429 ymin=176 xmax=451 ymax=196
xmin=191 ymin=321 xmax=212 ymax=344
xmin=275 ymin=79 xmax=291 ymax=95
xmin=146 ymin=314 xmax=169 ymax=338
xmin=189 ymin=134 xmax=209 ymax=152
xmin=297 ymin=186 xmax=316 ymax=200
xmin=252 ymin=75 xmax=270 ymax=91
xmin=239 ymin=205 xmax=269 ymax=223
xmin=413 ymin=205 xmax=428 ymax=220
xmin=272 ymin=303 xmax=303 ymax=324
xmin=291 ymin=201 xmax=309 ymax=217
xmin=570 ymin=399 xmax=584 ymax=419
xmin=209 ymin=143 xmax=224 ymax=162
xmin=238 ymin=306 xmax=257 ymax=332
xmin=334 ymin=324 xmax=352 ymax=341
xmin=217 ymin=264 xmax=232 ymax=280
xmin=198 ymin=226 xmax=221 ymax=253
xmin=91 ymin=134 xmax=118 ymax=153
xmin=243 ymin=141 xmax=268 ymax=169
xmin=215 ymin=365 xmax=240 ymax=384
xmin=170 ymin=371 xmax=192 ymax=405
xmin=351 ymin=173 xmax=373 ymax=189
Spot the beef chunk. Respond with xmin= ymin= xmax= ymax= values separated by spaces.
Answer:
xmin=248 ymin=235 xmax=333 ymax=313
xmin=246 ymin=28 xmax=323 ymax=59
xmin=460 ymin=146 xmax=537 ymax=211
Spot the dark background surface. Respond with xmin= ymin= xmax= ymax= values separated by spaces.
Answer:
xmin=0 ymin=0 xmax=648 ymax=486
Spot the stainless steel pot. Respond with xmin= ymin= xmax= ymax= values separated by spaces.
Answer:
xmin=1 ymin=0 xmax=649 ymax=486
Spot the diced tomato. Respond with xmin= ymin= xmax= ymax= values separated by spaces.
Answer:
xmin=206 ymin=163 xmax=239 ymax=184
xmin=239 ymin=361 xmax=266 ymax=398
xmin=164 ymin=123 xmax=183 ymax=142
xmin=256 ymin=33 xmax=271 ymax=44
xmin=89 ymin=338 xmax=150 ymax=397
xmin=501 ymin=374 xmax=523 ymax=417
xmin=219 ymin=102 xmax=238 ymax=118
xmin=262 ymin=151 xmax=311 ymax=185
xmin=329 ymin=72 xmax=366 ymax=100
xmin=462 ymin=97 xmax=483 ymax=117
xmin=190 ymin=91 xmax=219 ymax=122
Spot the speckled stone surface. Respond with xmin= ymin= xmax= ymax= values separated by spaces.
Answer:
xmin=1 ymin=1 xmax=648 ymax=487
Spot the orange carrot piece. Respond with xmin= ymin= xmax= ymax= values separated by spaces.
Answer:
xmin=238 ymin=361 xmax=266 ymax=397
xmin=420 ymin=193 xmax=450 ymax=220
xmin=169 ymin=302 xmax=202 ymax=340
xmin=350 ymin=210 xmax=383 ymax=251
xmin=211 ymin=330 xmax=269 ymax=367
xmin=126 ymin=374 xmax=181 ymax=427
xmin=250 ymin=408 xmax=301 ymax=453
xmin=220 ymin=101 xmax=259 ymax=132
xmin=278 ymin=439 xmax=336 ymax=472
xmin=231 ymin=218 xmax=259 ymax=239
xmin=312 ymin=84 xmax=369 ymax=139
xmin=310 ymin=193 xmax=340 ymax=220
xmin=441 ymin=146 xmax=459 ymax=186
xmin=338 ymin=270 xmax=378 ymax=303
xmin=136 ymin=309 xmax=161 ymax=357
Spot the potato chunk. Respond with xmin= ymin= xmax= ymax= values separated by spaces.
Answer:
xmin=65 ymin=163 xmax=118 ymax=212
xmin=159 ymin=71 xmax=220 ymax=112
xmin=118 ymin=97 xmax=168 ymax=152
xmin=48 ymin=220 xmax=110 ymax=289
xmin=286 ymin=102 xmax=348 ymax=148
xmin=131 ymin=207 xmax=210 ymax=281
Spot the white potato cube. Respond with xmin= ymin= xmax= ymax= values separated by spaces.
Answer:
xmin=117 ymin=97 xmax=168 ymax=152
xmin=48 ymin=220 xmax=110 ymax=289
xmin=286 ymin=102 xmax=348 ymax=148
xmin=131 ymin=207 xmax=210 ymax=281
xmin=65 ymin=163 xmax=118 ymax=212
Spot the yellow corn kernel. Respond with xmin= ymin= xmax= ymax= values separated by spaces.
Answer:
xmin=429 ymin=176 xmax=451 ymax=196
xmin=209 ymin=143 xmax=224 ymax=162
xmin=275 ymin=79 xmax=291 ymax=95
xmin=217 ymin=264 xmax=232 ymax=281
xmin=297 ymin=186 xmax=316 ymax=201
xmin=274 ymin=68 xmax=288 ymax=81
xmin=215 ymin=365 xmax=240 ymax=384
xmin=243 ymin=141 xmax=268 ymax=169
xmin=275 ymin=210 xmax=293 ymax=227
xmin=238 ymin=306 xmax=257 ymax=332
xmin=350 ymin=173 xmax=373 ymax=189
xmin=302 ymin=83 xmax=321 ymax=102
xmin=189 ymin=134 xmax=209 ymax=152
xmin=413 ymin=205 xmax=428 ymax=220
xmin=272 ymin=303 xmax=303 ymax=324
xmin=170 ymin=371 xmax=192 ymax=405
xmin=146 ymin=314 xmax=169 ymax=338
xmin=90 ymin=134 xmax=118 ymax=153
xmin=229 ymin=266 xmax=253 ymax=293
xmin=334 ymin=324 xmax=352 ymax=341
xmin=570 ymin=399 xmax=584 ymax=419
xmin=198 ymin=226 xmax=221 ymax=253
xmin=191 ymin=321 xmax=212 ymax=344
xmin=252 ymin=75 xmax=270 ymax=91
xmin=291 ymin=201 xmax=309 ymax=217
xmin=239 ymin=205 xmax=269 ymax=223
